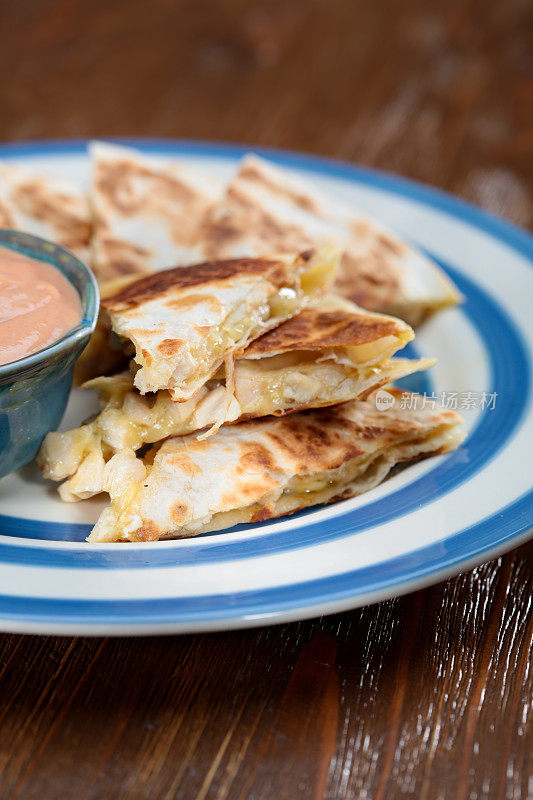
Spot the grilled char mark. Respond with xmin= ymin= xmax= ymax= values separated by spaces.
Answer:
xmin=10 ymin=180 xmax=91 ymax=252
xmin=244 ymin=307 xmax=403 ymax=355
xmin=102 ymin=252 xmax=314 ymax=311
xmin=219 ymin=185 xmax=312 ymax=252
xmin=335 ymin=249 xmax=403 ymax=311
xmin=237 ymin=160 xmax=320 ymax=214
xmin=95 ymin=159 xmax=200 ymax=217
xmin=264 ymin=414 xmax=364 ymax=474
xmin=94 ymin=156 xmax=214 ymax=250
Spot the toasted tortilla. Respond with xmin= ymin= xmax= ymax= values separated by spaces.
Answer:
xmin=87 ymin=388 xmax=463 ymax=542
xmin=0 ymin=162 xmax=91 ymax=262
xmin=188 ymin=155 xmax=460 ymax=325
xmin=102 ymin=246 xmax=339 ymax=400
xmin=89 ymin=141 xmax=222 ymax=281
xmin=39 ymin=295 xmax=434 ymax=500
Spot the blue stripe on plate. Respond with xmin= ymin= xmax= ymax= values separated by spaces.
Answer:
xmin=0 ymin=254 xmax=529 ymax=567
xmin=0 ymin=487 xmax=531 ymax=625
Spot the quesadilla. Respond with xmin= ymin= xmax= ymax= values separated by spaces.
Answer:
xmin=90 ymin=141 xmax=222 ymax=282
xmin=40 ymin=295 xmax=434 ymax=500
xmin=0 ymin=162 xmax=91 ymax=262
xmin=187 ymin=155 xmax=460 ymax=325
xmin=87 ymin=388 xmax=463 ymax=542
xmin=102 ymin=246 xmax=339 ymax=400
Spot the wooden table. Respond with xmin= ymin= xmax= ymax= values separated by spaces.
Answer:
xmin=0 ymin=1 xmax=531 ymax=797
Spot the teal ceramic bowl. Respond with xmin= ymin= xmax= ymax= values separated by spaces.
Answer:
xmin=0 ymin=230 xmax=99 ymax=478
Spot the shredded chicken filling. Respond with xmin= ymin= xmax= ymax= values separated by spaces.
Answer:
xmin=39 ymin=353 xmax=432 ymax=504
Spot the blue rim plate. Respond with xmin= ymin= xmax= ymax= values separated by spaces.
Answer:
xmin=0 ymin=138 xmax=531 ymax=635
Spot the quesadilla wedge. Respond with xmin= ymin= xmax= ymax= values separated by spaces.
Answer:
xmin=188 ymin=155 xmax=460 ymax=325
xmin=87 ymin=388 xmax=463 ymax=542
xmin=40 ymin=295 xmax=434 ymax=500
xmin=0 ymin=162 xmax=91 ymax=262
xmin=102 ymin=246 xmax=339 ymax=400
xmin=90 ymin=141 xmax=222 ymax=282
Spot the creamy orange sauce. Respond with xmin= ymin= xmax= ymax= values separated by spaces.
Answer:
xmin=0 ymin=246 xmax=82 ymax=366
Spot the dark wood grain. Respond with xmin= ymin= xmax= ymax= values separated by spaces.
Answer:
xmin=0 ymin=0 xmax=531 ymax=798
xmin=0 ymin=547 xmax=531 ymax=799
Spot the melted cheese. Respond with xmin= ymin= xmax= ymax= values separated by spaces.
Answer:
xmin=109 ymin=244 xmax=340 ymax=401
xmin=39 ymin=356 xmax=434 ymax=502
xmin=88 ymin=421 xmax=464 ymax=542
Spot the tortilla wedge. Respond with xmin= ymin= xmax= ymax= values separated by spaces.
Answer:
xmin=87 ymin=388 xmax=463 ymax=542
xmin=188 ymin=155 xmax=460 ymax=325
xmin=89 ymin=141 xmax=222 ymax=282
xmin=39 ymin=295 xmax=434 ymax=500
xmin=0 ymin=162 xmax=91 ymax=262
xmin=101 ymin=246 xmax=339 ymax=400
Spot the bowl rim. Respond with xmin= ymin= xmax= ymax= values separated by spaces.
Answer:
xmin=0 ymin=229 xmax=100 ymax=379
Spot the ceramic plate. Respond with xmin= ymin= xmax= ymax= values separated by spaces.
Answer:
xmin=0 ymin=139 xmax=531 ymax=635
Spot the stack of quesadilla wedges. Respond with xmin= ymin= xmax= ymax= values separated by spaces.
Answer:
xmin=39 ymin=287 xmax=436 ymax=501
xmin=38 ymin=244 xmax=463 ymax=541
xmin=0 ymin=142 xmax=463 ymax=542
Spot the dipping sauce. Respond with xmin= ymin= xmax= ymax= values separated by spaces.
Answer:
xmin=0 ymin=245 xmax=82 ymax=366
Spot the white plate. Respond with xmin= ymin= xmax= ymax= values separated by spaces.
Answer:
xmin=0 ymin=139 xmax=531 ymax=635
